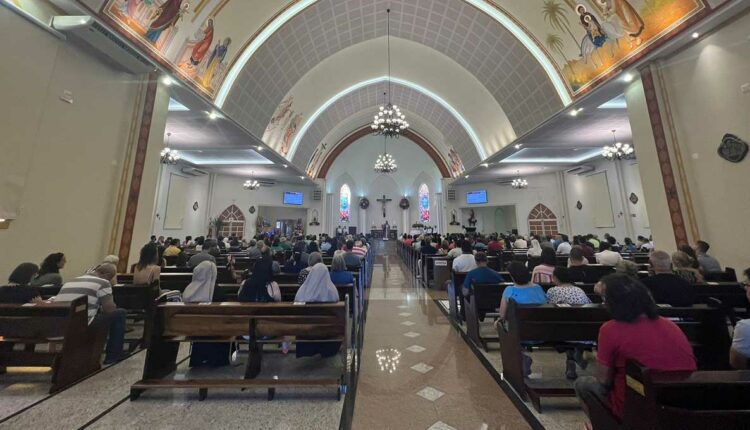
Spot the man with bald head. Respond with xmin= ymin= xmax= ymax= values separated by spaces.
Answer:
xmin=641 ymin=250 xmax=695 ymax=307
xmin=56 ymin=263 xmax=127 ymax=364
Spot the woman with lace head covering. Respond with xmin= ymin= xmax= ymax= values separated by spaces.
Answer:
xmin=294 ymin=262 xmax=341 ymax=358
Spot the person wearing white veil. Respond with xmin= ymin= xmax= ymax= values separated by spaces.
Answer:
xmin=527 ymin=239 xmax=543 ymax=257
xmin=294 ymin=263 xmax=341 ymax=358
xmin=294 ymin=263 xmax=338 ymax=303
xmin=183 ymin=260 xmax=217 ymax=303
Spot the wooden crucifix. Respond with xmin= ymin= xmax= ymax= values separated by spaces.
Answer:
xmin=376 ymin=194 xmax=392 ymax=218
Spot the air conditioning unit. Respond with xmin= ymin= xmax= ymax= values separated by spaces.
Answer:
xmin=180 ymin=167 xmax=208 ymax=177
xmin=51 ymin=16 xmax=155 ymax=74
xmin=446 ymin=189 xmax=456 ymax=201
xmin=565 ymin=165 xmax=596 ymax=176
xmin=313 ymin=189 xmax=322 ymax=201
xmin=258 ymin=179 xmax=275 ymax=187
xmin=496 ymin=179 xmax=514 ymax=186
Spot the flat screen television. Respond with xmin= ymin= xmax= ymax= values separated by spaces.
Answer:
xmin=466 ymin=190 xmax=488 ymax=205
xmin=283 ymin=191 xmax=304 ymax=206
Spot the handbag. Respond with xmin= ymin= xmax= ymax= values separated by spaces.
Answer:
xmin=266 ymin=281 xmax=282 ymax=302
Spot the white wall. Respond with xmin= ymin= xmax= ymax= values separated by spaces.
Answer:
xmin=324 ymin=135 xmax=443 ymax=235
xmin=151 ymin=165 xmax=211 ymax=239
xmin=0 ymin=7 xmax=142 ymax=279
xmin=447 ymin=161 xmax=651 ymax=240
xmin=652 ymin=11 xmax=750 ymax=270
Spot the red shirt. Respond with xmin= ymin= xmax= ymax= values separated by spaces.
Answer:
xmin=404 ymin=239 xmax=413 ymax=247
xmin=597 ymin=316 xmax=696 ymax=418
xmin=487 ymin=241 xmax=502 ymax=252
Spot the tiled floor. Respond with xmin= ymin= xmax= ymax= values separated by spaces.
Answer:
xmin=351 ymin=249 xmax=530 ymax=430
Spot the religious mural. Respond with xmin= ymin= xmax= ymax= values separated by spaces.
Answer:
xmin=100 ymin=0 xmax=235 ymax=97
xmin=305 ymin=142 xmax=327 ymax=177
xmin=261 ymin=96 xmax=304 ymax=157
xmin=537 ymin=0 xmax=705 ymax=94
xmin=447 ymin=146 xmax=465 ymax=178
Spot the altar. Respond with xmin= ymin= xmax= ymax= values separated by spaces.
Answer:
xmin=371 ymin=229 xmax=397 ymax=240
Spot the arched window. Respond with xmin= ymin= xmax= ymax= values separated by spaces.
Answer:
xmin=528 ymin=203 xmax=558 ymax=237
xmin=418 ymin=183 xmax=430 ymax=222
xmin=339 ymin=184 xmax=351 ymax=222
xmin=218 ymin=204 xmax=246 ymax=238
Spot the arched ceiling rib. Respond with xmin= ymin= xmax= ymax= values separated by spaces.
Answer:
xmin=290 ymin=81 xmax=481 ymax=174
xmin=222 ymin=0 xmax=565 ymax=144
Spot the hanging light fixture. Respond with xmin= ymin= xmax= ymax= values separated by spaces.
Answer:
xmin=602 ymin=129 xmax=634 ymax=160
xmin=243 ymin=171 xmax=260 ymax=190
xmin=160 ymin=132 xmax=180 ymax=164
xmin=511 ymin=171 xmax=528 ymax=189
xmin=374 ymin=136 xmax=398 ymax=173
xmin=370 ymin=9 xmax=409 ymax=138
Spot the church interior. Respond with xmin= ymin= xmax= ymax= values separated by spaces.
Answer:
xmin=2 ymin=0 xmax=750 ymax=429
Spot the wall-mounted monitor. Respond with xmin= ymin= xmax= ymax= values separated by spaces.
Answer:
xmin=466 ymin=190 xmax=488 ymax=205
xmin=283 ymin=191 xmax=304 ymax=206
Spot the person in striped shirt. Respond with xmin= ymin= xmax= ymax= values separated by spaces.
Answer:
xmin=54 ymin=263 xmax=127 ymax=364
xmin=351 ymin=240 xmax=367 ymax=258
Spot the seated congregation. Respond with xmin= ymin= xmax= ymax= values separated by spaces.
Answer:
xmin=0 ymin=232 xmax=371 ymax=400
xmin=398 ymin=231 xmax=750 ymax=429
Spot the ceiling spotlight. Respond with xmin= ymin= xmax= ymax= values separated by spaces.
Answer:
xmin=622 ymin=73 xmax=634 ymax=83
xmin=691 ymin=32 xmax=700 ymax=39
xmin=481 ymin=163 xmax=489 ymax=168
xmin=161 ymin=76 xmax=174 ymax=86
xmin=256 ymin=145 xmax=263 ymax=151
xmin=569 ymin=107 xmax=584 ymax=117
xmin=464 ymin=175 xmax=470 ymax=179
xmin=514 ymin=144 xmax=522 ymax=150
xmin=299 ymin=176 xmax=305 ymax=180
xmin=208 ymin=111 xmax=219 ymax=120
xmin=282 ymin=164 xmax=288 ymax=168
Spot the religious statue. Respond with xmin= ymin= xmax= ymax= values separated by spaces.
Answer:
xmin=450 ymin=209 xmax=460 ymax=225
xmin=468 ymin=209 xmax=477 ymax=226
xmin=382 ymin=220 xmax=390 ymax=239
xmin=376 ymin=195 xmax=392 ymax=218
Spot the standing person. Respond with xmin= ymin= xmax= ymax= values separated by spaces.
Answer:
xmin=0 ymin=263 xmax=42 ymax=304
xmin=575 ymin=274 xmax=696 ymax=424
xmin=30 ymin=253 xmax=66 ymax=288
xmin=55 ymin=264 xmax=127 ymax=364
xmin=133 ymin=243 xmax=162 ymax=285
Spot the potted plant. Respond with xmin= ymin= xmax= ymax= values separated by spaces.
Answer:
xmin=208 ymin=217 xmax=224 ymax=236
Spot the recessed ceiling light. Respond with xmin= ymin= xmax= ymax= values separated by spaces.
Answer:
xmin=299 ymin=176 xmax=305 ymax=179
xmin=161 ymin=76 xmax=174 ymax=86
xmin=481 ymin=163 xmax=489 ymax=168
xmin=465 ymin=175 xmax=470 ymax=179
xmin=208 ymin=111 xmax=219 ymax=120
xmin=622 ymin=73 xmax=634 ymax=83
xmin=691 ymin=32 xmax=700 ymax=39
xmin=256 ymin=145 xmax=263 ymax=151
xmin=514 ymin=144 xmax=522 ymax=150
xmin=569 ymin=107 xmax=584 ymax=117
xmin=283 ymin=164 xmax=288 ymax=168
xmin=0 ymin=219 xmax=6 ymax=223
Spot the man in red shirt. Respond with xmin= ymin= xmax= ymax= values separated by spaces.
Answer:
xmin=575 ymin=274 xmax=696 ymax=426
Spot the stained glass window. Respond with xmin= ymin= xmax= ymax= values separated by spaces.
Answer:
xmin=419 ymin=183 xmax=430 ymax=222
xmin=340 ymin=184 xmax=351 ymax=222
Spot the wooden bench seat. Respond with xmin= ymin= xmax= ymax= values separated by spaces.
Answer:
xmin=497 ymin=302 xmax=731 ymax=412
xmin=130 ymin=301 xmax=351 ymax=401
xmin=0 ymin=296 xmax=108 ymax=392
xmin=588 ymin=360 xmax=750 ymax=429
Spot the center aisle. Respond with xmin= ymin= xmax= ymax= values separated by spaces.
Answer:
xmin=351 ymin=243 xmax=530 ymax=430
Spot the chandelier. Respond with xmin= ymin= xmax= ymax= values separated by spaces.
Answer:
xmin=243 ymin=171 xmax=260 ymax=190
xmin=511 ymin=171 xmax=528 ymax=189
xmin=602 ymin=129 xmax=634 ymax=161
xmin=160 ymin=132 xmax=180 ymax=165
xmin=370 ymin=9 xmax=409 ymax=138
xmin=374 ymin=137 xmax=397 ymax=173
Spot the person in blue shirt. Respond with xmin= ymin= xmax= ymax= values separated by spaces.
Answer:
xmin=498 ymin=261 xmax=547 ymax=320
xmin=329 ymin=254 xmax=354 ymax=285
xmin=462 ymin=252 xmax=504 ymax=296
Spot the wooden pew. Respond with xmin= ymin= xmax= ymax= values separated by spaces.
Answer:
xmin=704 ymin=268 xmax=737 ymax=283
xmin=588 ymin=360 xmax=750 ymax=430
xmin=497 ymin=302 xmax=731 ymax=412
xmin=0 ymin=296 xmax=107 ymax=392
xmin=130 ymin=301 xmax=351 ymax=401
xmin=112 ymin=284 xmax=161 ymax=351
xmin=432 ymin=257 xmax=453 ymax=291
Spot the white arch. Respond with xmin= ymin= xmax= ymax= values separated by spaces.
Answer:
xmin=287 ymin=76 xmax=488 ymax=161
xmin=214 ymin=0 xmax=572 ymax=108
